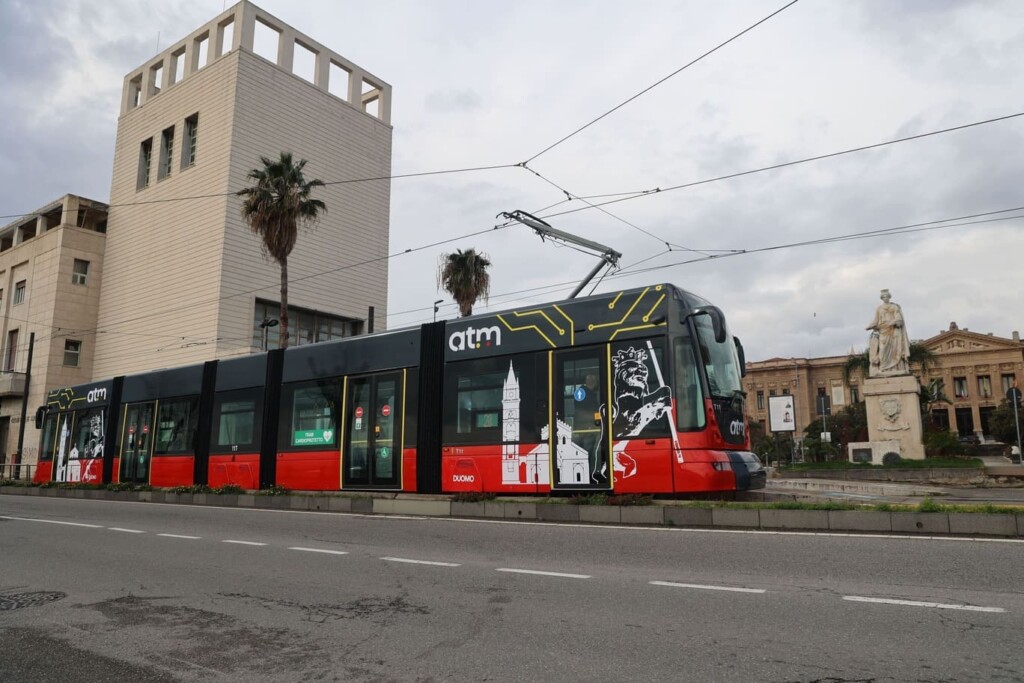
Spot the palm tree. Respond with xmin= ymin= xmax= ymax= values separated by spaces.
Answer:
xmin=438 ymin=248 xmax=491 ymax=317
xmin=841 ymin=342 xmax=937 ymax=385
xmin=238 ymin=152 xmax=326 ymax=349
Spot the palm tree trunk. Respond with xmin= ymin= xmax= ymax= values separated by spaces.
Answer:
xmin=279 ymin=255 xmax=289 ymax=350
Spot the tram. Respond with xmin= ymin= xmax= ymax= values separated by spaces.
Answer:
xmin=33 ymin=283 xmax=765 ymax=494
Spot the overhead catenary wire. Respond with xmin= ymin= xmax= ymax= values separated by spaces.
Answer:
xmin=523 ymin=0 xmax=801 ymax=164
xmin=538 ymin=111 xmax=1024 ymax=220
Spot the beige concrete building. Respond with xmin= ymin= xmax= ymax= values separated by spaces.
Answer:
xmin=0 ymin=195 xmax=108 ymax=475
xmin=93 ymin=0 xmax=393 ymax=377
xmin=746 ymin=323 xmax=1024 ymax=443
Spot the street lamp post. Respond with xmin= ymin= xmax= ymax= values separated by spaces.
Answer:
xmin=433 ymin=300 xmax=443 ymax=323
xmin=260 ymin=318 xmax=279 ymax=351
xmin=1008 ymin=382 xmax=1023 ymax=464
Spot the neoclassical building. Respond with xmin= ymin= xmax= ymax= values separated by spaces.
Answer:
xmin=745 ymin=323 xmax=1024 ymax=443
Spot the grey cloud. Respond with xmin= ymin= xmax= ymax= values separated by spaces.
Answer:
xmin=424 ymin=88 xmax=483 ymax=113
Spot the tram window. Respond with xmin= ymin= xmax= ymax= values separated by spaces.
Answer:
xmin=211 ymin=390 xmax=261 ymax=451
xmin=39 ymin=414 xmax=59 ymax=460
xmin=443 ymin=354 xmax=541 ymax=444
xmin=72 ymin=408 xmax=106 ymax=460
xmin=279 ymin=379 xmax=339 ymax=449
xmin=154 ymin=397 xmax=199 ymax=455
xmin=673 ymin=337 xmax=706 ymax=430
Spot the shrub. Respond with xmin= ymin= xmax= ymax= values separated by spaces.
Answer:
xmin=212 ymin=484 xmax=246 ymax=495
xmin=256 ymin=485 xmax=290 ymax=496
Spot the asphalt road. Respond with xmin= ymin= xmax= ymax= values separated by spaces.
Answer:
xmin=1 ymin=497 xmax=1022 ymax=682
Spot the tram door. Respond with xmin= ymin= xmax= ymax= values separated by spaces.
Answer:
xmin=552 ymin=349 xmax=611 ymax=489
xmin=120 ymin=402 xmax=155 ymax=483
xmin=343 ymin=373 xmax=402 ymax=488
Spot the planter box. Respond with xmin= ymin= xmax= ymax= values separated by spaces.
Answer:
xmin=578 ymin=506 xmax=621 ymax=524
xmin=484 ymin=502 xmax=506 ymax=518
xmin=536 ymin=505 xmax=580 ymax=522
xmin=663 ymin=507 xmax=713 ymax=527
xmin=891 ymin=512 xmax=949 ymax=534
xmin=351 ymin=498 xmax=373 ymax=514
xmin=712 ymin=508 xmax=759 ymax=528
xmin=308 ymin=496 xmax=331 ymax=512
xmin=948 ymin=513 xmax=1018 ymax=537
xmin=503 ymin=503 xmax=537 ymax=520
xmin=828 ymin=510 xmax=891 ymax=532
xmin=237 ymin=494 xmax=257 ymax=508
xmin=451 ymin=501 xmax=489 ymax=518
xmin=374 ymin=499 xmax=450 ymax=516
xmin=327 ymin=496 xmax=352 ymax=512
xmin=759 ymin=509 xmax=829 ymax=531
xmin=620 ymin=506 xmax=664 ymax=526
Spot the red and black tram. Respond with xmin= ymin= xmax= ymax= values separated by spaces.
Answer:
xmin=33 ymin=283 xmax=765 ymax=494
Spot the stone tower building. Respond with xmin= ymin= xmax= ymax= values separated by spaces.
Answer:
xmin=93 ymin=1 xmax=393 ymax=377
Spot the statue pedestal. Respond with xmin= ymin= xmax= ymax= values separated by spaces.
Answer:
xmin=859 ymin=375 xmax=925 ymax=460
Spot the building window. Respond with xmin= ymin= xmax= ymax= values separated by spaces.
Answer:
xmin=851 ymin=386 xmax=859 ymax=403
xmin=769 ymin=389 xmax=776 ymax=397
xmin=1002 ymin=374 xmax=1017 ymax=395
xmin=953 ymin=377 xmax=968 ymax=398
xmin=782 ymin=388 xmax=789 ymax=395
xmin=63 ymin=340 xmax=82 ymax=367
xmin=4 ymin=329 xmax=17 ymax=371
xmin=158 ymin=125 xmax=175 ymax=180
xmin=252 ymin=300 xmax=362 ymax=350
xmin=13 ymin=281 xmax=25 ymax=306
xmin=138 ymin=138 xmax=153 ymax=189
xmin=756 ymin=390 xmax=764 ymax=410
xmin=183 ymin=113 xmax=198 ymax=167
xmin=977 ymin=375 xmax=992 ymax=399
xmin=72 ymin=259 xmax=90 ymax=286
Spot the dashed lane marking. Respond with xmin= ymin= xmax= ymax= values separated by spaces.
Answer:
xmin=381 ymin=556 xmax=460 ymax=567
xmin=222 ymin=540 xmax=267 ymax=546
xmin=842 ymin=596 xmax=1006 ymax=613
xmin=495 ymin=568 xmax=591 ymax=579
xmin=108 ymin=527 xmax=145 ymax=534
xmin=158 ymin=533 xmax=201 ymax=540
xmin=650 ymin=581 xmax=766 ymax=594
xmin=0 ymin=516 xmax=102 ymax=528
xmin=290 ymin=547 xmax=349 ymax=555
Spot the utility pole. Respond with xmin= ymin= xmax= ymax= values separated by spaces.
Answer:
xmin=1009 ymin=382 xmax=1023 ymax=464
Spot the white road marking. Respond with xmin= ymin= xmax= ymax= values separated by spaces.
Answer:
xmin=381 ymin=556 xmax=460 ymax=567
xmin=0 ymin=515 xmax=102 ymax=528
xmin=650 ymin=581 xmax=766 ymax=594
xmin=222 ymin=540 xmax=267 ymax=546
xmin=108 ymin=527 xmax=145 ymax=534
xmin=289 ymin=547 xmax=348 ymax=555
xmin=496 ymin=568 xmax=591 ymax=579
xmin=158 ymin=533 xmax=201 ymax=540
xmin=843 ymin=596 xmax=1005 ymax=613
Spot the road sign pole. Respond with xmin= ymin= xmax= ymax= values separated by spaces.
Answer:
xmin=1013 ymin=394 xmax=1022 ymax=465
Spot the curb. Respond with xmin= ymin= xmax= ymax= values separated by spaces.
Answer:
xmin=2 ymin=486 xmax=1022 ymax=537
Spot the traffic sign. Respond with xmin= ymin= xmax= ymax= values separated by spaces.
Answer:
xmin=355 ymin=406 xmax=364 ymax=418
xmin=381 ymin=404 xmax=391 ymax=417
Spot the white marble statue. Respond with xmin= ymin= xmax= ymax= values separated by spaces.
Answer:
xmin=866 ymin=288 xmax=911 ymax=377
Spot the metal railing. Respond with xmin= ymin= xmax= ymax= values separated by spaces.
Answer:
xmin=0 ymin=462 xmax=35 ymax=481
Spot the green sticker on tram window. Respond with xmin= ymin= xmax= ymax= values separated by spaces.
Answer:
xmin=292 ymin=429 xmax=335 ymax=446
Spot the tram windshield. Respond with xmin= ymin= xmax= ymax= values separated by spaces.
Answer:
xmin=692 ymin=315 xmax=743 ymax=400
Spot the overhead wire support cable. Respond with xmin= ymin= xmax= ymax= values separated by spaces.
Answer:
xmin=523 ymin=0 xmax=801 ymax=164
xmin=539 ymin=111 xmax=1024 ymax=220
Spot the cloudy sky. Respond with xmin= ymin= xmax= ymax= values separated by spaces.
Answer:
xmin=2 ymin=0 xmax=1022 ymax=361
